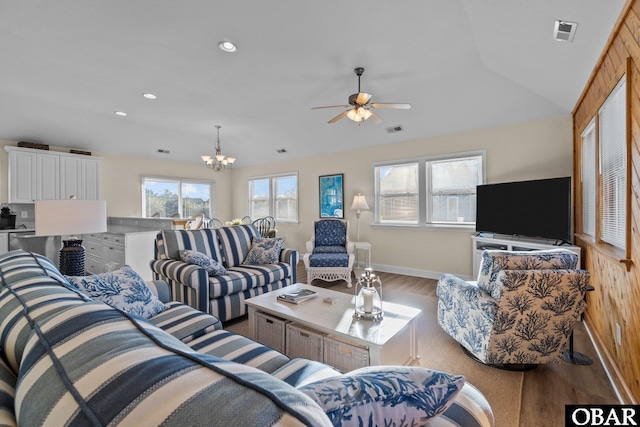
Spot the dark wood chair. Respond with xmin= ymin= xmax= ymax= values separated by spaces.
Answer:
xmin=252 ymin=216 xmax=276 ymax=238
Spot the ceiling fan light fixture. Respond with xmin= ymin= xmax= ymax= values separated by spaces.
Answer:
xmin=312 ymin=67 xmax=409 ymax=125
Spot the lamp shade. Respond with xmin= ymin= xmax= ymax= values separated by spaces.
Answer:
xmin=351 ymin=194 xmax=370 ymax=211
xmin=35 ymin=200 xmax=107 ymax=237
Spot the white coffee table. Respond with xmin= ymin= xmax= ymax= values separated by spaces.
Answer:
xmin=245 ymin=283 xmax=421 ymax=366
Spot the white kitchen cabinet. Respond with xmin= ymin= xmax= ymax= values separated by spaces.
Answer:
xmin=81 ymin=158 xmax=101 ymax=200
xmin=0 ymin=233 xmax=7 ymax=255
xmin=8 ymin=149 xmax=59 ymax=203
xmin=60 ymin=155 xmax=101 ymax=200
xmin=5 ymin=147 xmax=101 ymax=203
xmin=60 ymin=156 xmax=81 ymax=200
xmin=7 ymin=150 xmax=35 ymax=203
xmin=37 ymin=153 xmax=60 ymax=201
xmin=83 ymin=231 xmax=157 ymax=280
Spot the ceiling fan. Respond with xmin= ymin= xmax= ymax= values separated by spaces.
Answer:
xmin=312 ymin=67 xmax=411 ymax=124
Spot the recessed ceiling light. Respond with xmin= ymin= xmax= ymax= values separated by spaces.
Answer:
xmin=218 ymin=40 xmax=238 ymax=53
xmin=114 ymin=111 xmax=127 ymax=117
xmin=142 ymin=93 xmax=157 ymax=99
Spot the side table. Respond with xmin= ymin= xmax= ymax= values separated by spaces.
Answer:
xmin=352 ymin=241 xmax=371 ymax=269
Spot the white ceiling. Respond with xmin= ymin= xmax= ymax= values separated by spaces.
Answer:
xmin=0 ymin=1 xmax=625 ymax=167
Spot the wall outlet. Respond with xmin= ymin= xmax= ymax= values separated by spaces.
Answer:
xmin=20 ymin=211 xmax=28 ymax=218
xmin=615 ymin=323 xmax=622 ymax=346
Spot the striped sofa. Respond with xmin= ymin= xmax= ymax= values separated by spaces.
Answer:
xmin=150 ymin=225 xmax=299 ymax=322
xmin=0 ymin=250 xmax=495 ymax=427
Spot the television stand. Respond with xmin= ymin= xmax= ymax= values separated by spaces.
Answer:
xmin=471 ymin=234 xmax=581 ymax=280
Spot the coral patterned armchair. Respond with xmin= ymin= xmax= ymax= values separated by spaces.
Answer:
xmin=303 ymin=219 xmax=355 ymax=287
xmin=436 ymin=249 xmax=590 ymax=366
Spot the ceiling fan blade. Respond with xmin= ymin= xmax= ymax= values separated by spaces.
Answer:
xmin=356 ymin=92 xmax=372 ymax=105
xmin=328 ymin=110 xmax=349 ymax=124
xmin=311 ymin=105 xmax=350 ymax=110
xmin=368 ymin=110 xmax=383 ymax=124
xmin=370 ymin=103 xmax=412 ymax=109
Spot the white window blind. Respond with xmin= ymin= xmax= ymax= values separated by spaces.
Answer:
xmin=429 ymin=156 xmax=482 ymax=224
xmin=581 ymin=119 xmax=596 ymax=236
xmin=375 ymin=162 xmax=419 ymax=224
xmin=598 ymin=75 xmax=627 ymax=249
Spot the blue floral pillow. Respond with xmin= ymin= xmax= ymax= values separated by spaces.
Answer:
xmin=300 ymin=366 xmax=464 ymax=426
xmin=65 ymin=266 xmax=166 ymax=319
xmin=180 ymin=249 xmax=227 ymax=276
xmin=243 ymin=237 xmax=284 ymax=265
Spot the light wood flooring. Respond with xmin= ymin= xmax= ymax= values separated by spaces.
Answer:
xmin=288 ymin=265 xmax=619 ymax=427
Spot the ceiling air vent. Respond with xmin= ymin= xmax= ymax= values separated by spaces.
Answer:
xmin=386 ymin=125 xmax=404 ymax=134
xmin=554 ymin=20 xmax=577 ymax=42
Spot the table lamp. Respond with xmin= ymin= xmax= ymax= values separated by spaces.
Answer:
xmin=350 ymin=193 xmax=369 ymax=242
xmin=35 ymin=199 xmax=107 ymax=276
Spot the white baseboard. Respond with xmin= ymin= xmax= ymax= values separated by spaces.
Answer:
xmin=369 ymin=263 xmax=473 ymax=282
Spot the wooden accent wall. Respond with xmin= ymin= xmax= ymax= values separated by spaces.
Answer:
xmin=573 ymin=0 xmax=639 ymax=404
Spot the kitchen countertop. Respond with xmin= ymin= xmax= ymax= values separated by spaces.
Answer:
xmin=0 ymin=227 xmax=160 ymax=235
xmin=0 ymin=228 xmax=35 ymax=233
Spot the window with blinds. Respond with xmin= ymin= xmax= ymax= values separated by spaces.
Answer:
xmin=373 ymin=151 xmax=485 ymax=227
xmin=598 ymin=75 xmax=627 ymax=250
xmin=580 ymin=119 xmax=596 ymax=236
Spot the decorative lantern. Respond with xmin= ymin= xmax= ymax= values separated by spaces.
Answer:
xmin=354 ymin=268 xmax=383 ymax=320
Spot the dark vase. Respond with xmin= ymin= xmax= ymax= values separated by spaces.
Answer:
xmin=59 ymin=239 xmax=85 ymax=276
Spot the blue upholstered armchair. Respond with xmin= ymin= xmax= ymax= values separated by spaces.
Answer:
xmin=437 ymin=249 xmax=590 ymax=367
xmin=303 ymin=219 xmax=355 ymax=287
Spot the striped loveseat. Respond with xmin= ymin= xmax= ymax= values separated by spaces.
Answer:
xmin=150 ymin=225 xmax=299 ymax=322
xmin=0 ymin=249 xmax=495 ymax=427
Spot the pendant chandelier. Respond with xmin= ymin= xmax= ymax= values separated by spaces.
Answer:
xmin=201 ymin=125 xmax=236 ymax=172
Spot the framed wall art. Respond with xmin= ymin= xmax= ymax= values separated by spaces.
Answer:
xmin=319 ymin=174 xmax=344 ymax=218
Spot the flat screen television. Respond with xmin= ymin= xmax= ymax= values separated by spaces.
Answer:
xmin=475 ymin=176 xmax=572 ymax=242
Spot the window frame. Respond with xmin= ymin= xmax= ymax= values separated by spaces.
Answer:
xmin=580 ymin=118 xmax=597 ymax=237
xmin=141 ymin=175 xmax=215 ymax=218
xmin=598 ymin=74 xmax=628 ymax=251
xmin=248 ymin=172 xmax=299 ymax=223
xmin=576 ymin=59 xmax=632 ymax=269
xmin=373 ymin=150 xmax=485 ymax=230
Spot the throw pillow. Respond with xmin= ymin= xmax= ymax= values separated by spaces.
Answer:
xmin=65 ymin=265 xmax=166 ymax=319
xmin=300 ymin=366 xmax=465 ymax=426
xmin=243 ymin=237 xmax=284 ymax=265
xmin=180 ymin=249 xmax=227 ymax=276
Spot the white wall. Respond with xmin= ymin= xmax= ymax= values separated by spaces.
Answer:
xmin=230 ymin=114 xmax=574 ymax=279
xmin=1 ymin=114 xmax=573 ymax=279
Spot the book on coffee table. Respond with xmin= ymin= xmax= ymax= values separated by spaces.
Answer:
xmin=277 ymin=288 xmax=318 ymax=304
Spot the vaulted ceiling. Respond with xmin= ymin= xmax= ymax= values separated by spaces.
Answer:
xmin=0 ymin=1 xmax=625 ymax=167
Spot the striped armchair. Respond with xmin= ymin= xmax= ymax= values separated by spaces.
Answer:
xmin=150 ymin=225 xmax=298 ymax=322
